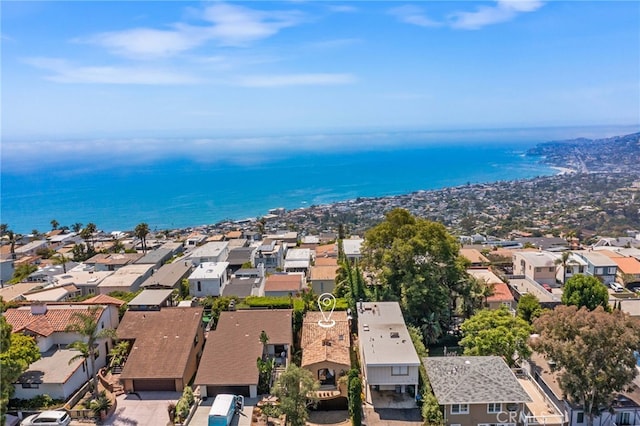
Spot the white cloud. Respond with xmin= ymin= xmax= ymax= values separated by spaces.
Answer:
xmin=23 ymin=57 xmax=199 ymax=85
xmin=389 ymin=5 xmax=442 ymax=28
xmin=390 ymin=1 xmax=544 ymax=30
xmin=449 ymin=0 xmax=544 ymax=30
xmin=235 ymin=73 xmax=356 ymax=87
xmin=79 ymin=2 xmax=305 ymax=59
xmin=327 ymin=5 xmax=358 ymax=13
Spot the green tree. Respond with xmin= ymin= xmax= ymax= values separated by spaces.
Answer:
xmin=50 ymin=219 xmax=59 ymax=231
xmin=460 ymin=307 xmax=532 ymax=367
xmin=1 ymin=317 xmax=41 ymax=424
xmin=271 ymin=364 xmax=318 ymax=426
xmin=80 ymin=223 xmax=97 ymax=253
xmin=71 ymin=222 xmax=83 ymax=233
xmin=347 ymin=369 xmax=362 ymax=426
xmin=361 ymin=209 xmax=467 ymax=343
xmin=532 ymin=305 xmax=640 ymax=426
xmin=517 ymin=293 xmax=543 ymax=324
xmin=561 ymin=274 xmax=610 ymax=311
xmin=9 ymin=263 xmax=38 ymax=283
xmin=421 ymin=392 xmax=444 ymax=425
xmin=65 ymin=306 xmax=117 ymax=399
xmin=67 ymin=340 xmax=92 ymax=385
xmin=134 ymin=222 xmax=150 ymax=254
xmin=52 ymin=253 xmax=72 ymax=273
xmin=554 ymin=251 xmax=576 ymax=284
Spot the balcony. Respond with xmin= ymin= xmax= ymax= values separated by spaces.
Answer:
xmin=513 ymin=368 xmax=565 ymax=426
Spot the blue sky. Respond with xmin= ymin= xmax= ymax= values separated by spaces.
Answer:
xmin=2 ymin=1 xmax=639 ymax=167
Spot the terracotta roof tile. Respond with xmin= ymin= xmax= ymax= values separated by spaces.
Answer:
xmin=265 ymin=274 xmax=303 ymax=292
xmin=486 ymin=282 xmax=515 ymax=303
xmin=301 ymin=312 xmax=350 ymax=368
xmin=315 ymin=257 xmax=338 ymax=267
xmin=3 ymin=305 xmax=105 ymax=337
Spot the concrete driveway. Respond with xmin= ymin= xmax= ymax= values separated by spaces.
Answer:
xmin=102 ymin=391 xmax=182 ymax=426
xmin=188 ymin=396 xmax=258 ymax=426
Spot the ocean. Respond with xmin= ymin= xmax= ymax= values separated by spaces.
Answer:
xmin=1 ymin=126 xmax=631 ymax=234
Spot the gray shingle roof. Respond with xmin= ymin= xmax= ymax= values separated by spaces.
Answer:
xmin=423 ymin=356 xmax=532 ymax=405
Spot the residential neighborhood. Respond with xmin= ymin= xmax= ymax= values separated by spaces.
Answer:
xmin=2 ymin=208 xmax=640 ymax=426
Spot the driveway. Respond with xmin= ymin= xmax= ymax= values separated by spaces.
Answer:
xmin=188 ymin=396 xmax=259 ymax=426
xmin=102 ymin=391 xmax=182 ymax=426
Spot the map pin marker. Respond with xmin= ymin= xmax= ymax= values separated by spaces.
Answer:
xmin=317 ymin=293 xmax=336 ymax=328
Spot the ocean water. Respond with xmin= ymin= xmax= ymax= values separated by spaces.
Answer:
xmin=1 ymin=137 xmax=558 ymax=234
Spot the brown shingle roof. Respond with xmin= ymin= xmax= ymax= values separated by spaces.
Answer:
xmin=315 ymin=257 xmax=338 ymax=267
xmin=195 ymin=309 xmax=292 ymax=386
xmin=3 ymin=305 xmax=105 ymax=337
xmin=117 ymin=307 xmax=203 ymax=380
xmin=265 ymin=274 xmax=303 ymax=292
xmin=301 ymin=311 xmax=350 ymax=368
xmin=310 ymin=265 xmax=338 ymax=281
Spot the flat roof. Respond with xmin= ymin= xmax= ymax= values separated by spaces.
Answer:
xmin=357 ymin=302 xmax=420 ymax=366
xmin=514 ymin=251 xmax=556 ymax=268
xmin=18 ymin=347 xmax=83 ymax=385
xmin=285 ymin=248 xmax=311 ymax=260
xmin=188 ymin=262 xmax=229 ymax=279
xmin=141 ymin=261 xmax=192 ymax=288
xmin=128 ymin=289 xmax=174 ymax=306
xmin=575 ymin=250 xmax=617 ymax=267
xmin=190 ymin=242 xmax=229 ymax=258
xmin=135 ymin=248 xmax=172 ymax=265
xmin=460 ymin=248 xmax=490 ymax=264
xmin=343 ymin=239 xmax=364 ymax=256
xmin=467 ymin=269 xmax=505 ymax=285
xmin=98 ymin=264 xmax=153 ymax=289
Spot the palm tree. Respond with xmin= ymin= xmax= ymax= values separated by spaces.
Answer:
xmin=65 ymin=306 xmax=117 ymax=399
xmin=81 ymin=223 xmax=97 ymax=253
xmin=68 ymin=341 xmax=92 ymax=385
xmin=71 ymin=222 xmax=83 ymax=233
xmin=50 ymin=219 xmax=59 ymax=231
xmin=554 ymin=251 xmax=574 ymax=285
xmin=52 ymin=253 xmax=71 ymax=273
xmin=134 ymin=223 xmax=150 ymax=254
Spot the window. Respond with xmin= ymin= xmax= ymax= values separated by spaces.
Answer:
xmin=576 ymin=412 xmax=584 ymax=424
xmin=608 ymin=267 xmax=617 ymax=275
xmin=595 ymin=267 xmax=604 ymax=275
xmin=197 ymin=281 xmax=201 ymax=292
xmin=617 ymin=412 xmax=631 ymax=425
xmin=488 ymin=403 xmax=501 ymax=413
xmin=451 ymin=404 xmax=469 ymax=414
xmin=21 ymin=383 xmax=39 ymax=389
xmin=535 ymin=267 xmax=541 ymax=273
xmin=549 ymin=267 xmax=554 ymax=272
xmin=505 ymin=403 xmax=518 ymax=412
xmin=391 ymin=365 xmax=409 ymax=376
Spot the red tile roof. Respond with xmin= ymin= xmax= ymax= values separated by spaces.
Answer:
xmin=487 ymin=282 xmax=515 ymax=303
xmin=81 ymin=294 xmax=126 ymax=306
xmin=301 ymin=312 xmax=350 ymax=368
xmin=3 ymin=305 xmax=105 ymax=337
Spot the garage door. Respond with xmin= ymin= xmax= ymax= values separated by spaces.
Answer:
xmin=133 ymin=379 xmax=176 ymax=391
xmin=206 ymin=385 xmax=250 ymax=397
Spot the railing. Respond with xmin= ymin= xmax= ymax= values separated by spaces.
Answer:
xmin=513 ymin=368 xmax=566 ymax=426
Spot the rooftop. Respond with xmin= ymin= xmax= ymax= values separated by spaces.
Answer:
xmin=4 ymin=305 xmax=105 ymax=337
xmin=423 ymin=356 xmax=532 ymax=405
xmin=310 ymin=265 xmax=339 ymax=281
xmin=128 ymin=289 xmax=174 ymax=306
xmin=301 ymin=311 xmax=350 ymax=368
xmin=188 ymin=262 xmax=229 ymax=279
xmin=264 ymin=273 xmax=303 ymax=292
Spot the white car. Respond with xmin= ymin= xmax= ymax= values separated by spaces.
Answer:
xmin=20 ymin=410 xmax=71 ymax=426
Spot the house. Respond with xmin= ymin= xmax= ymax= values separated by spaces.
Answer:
xmin=460 ymin=248 xmax=491 ymax=268
xmin=301 ymin=311 xmax=350 ymax=407
xmin=594 ymin=237 xmax=640 ymax=249
xmin=194 ymin=309 xmax=293 ymax=399
xmin=134 ymin=248 xmax=174 ymax=269
xmin=189 ymin=242 xmax=230 ymax=265
xmin=512 ymin=251 xmax=558 ymax=286
xmin=52 ymin=268 xmax=114 ymax=297
xmin=97 ymin=263 xmax=154 ymax=295
xmin=264 ymin=231 xmax=298 ymax=245
xmin=15 ymin=240 xmax=49 ymax=258
xmin=1 ymin=259 xmax=14 ymax=284
xmin=0 ymin=282 xmax=42 ymax=302
xmin=284 ymin=248 xmax=312 ymax=275
xmin=608 ymin=256 xmax=640 ymax=288
xmin=343 ymin=238 xmax=364 ymax=263
xmin=309 ymin=265 xmax=339 ymax=295
xmin=187 ymin=262 xmax=230 ymax=297
xmin=184 ymin=232 xmax=207 ymax=247
xmin=466 ymin=269 xmax=515 ymax=310
xmin=264 ymin=273 xmax=304 ymax=297
xmin=527 ymin=351 xmax=640 ymax=426
xmin=116 ymin=307 xmax=205 ymax=392
xmin=140 ymin=260 xmax=193 ymax=289
xmin=315 ymin=257 xmax=339 ymax=267
xmin=28 ymin=261 xmax=79 ymax=283
xmin=226 ymin=246 xmax=257 ymax=274
xmin=253 ymin=240 xmax=285 ymax=272
xmin=315 ymin=243 xmax=338 ymax=259
xmin=23 ymin=284 xmax=81 ymax=302
xmin=85 ymin=253 xmax=144 ymax=272
xmin=3 ymin=303 xmax=119 ymax=400
xmin=356 ymin=301 xmax=420 ymax=405
xmin=126 ymin=289 xmax=174 ymax=311
xmin=549 ymin=252 xmax=588 ymax=284
xmin=424 ymin=356 xmax=563 ymax=426
xmin=573 ymin=251 xmax=618 ymax=285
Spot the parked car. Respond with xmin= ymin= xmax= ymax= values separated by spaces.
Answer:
xmin=20 ymin=410 xmax=71 ymax=426
xmin=542 ymin=283 xmax=552 ymax=292
xmin=611 ymin=282 xmax=624 ymax=293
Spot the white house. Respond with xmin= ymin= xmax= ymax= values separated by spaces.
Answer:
xmin=284 ymin=248 xmax=312 ymax=275
xmin=253 ymin=240 xmax=285 ymax=272
xmin=343 ymin=238 xmax=364 ymax=262
xmin=356 ymin=301 xmax=420 ymax=405
xmin=188 ymin=262 xmax=230 ymax=297
xmin=3 ymin=303 xmax=119 ymax=400
xmin=189 ymin=242 xmax=230 ymax=265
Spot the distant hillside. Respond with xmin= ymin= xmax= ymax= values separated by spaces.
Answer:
xmin=527 ymin=132 xmax=640 ymax=173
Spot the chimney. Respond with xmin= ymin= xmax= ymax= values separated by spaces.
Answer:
xmin=31 ymin=302 xmax=47 ymax=315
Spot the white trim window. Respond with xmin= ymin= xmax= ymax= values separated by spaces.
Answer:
xmin=487 ymin=403 xmax=501 ymax=413
xmin=451 ymin=404 xmax=469 ymax=415
xmin=391 ymin=365 xmax=409 ymax=376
